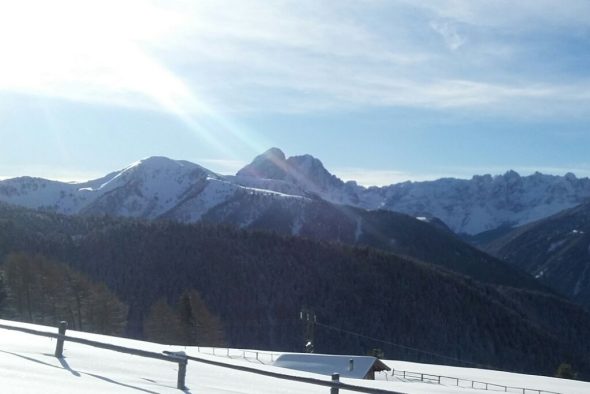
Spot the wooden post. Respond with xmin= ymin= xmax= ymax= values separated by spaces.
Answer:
xmin=54 ymin=321 xmax=67 ymax=358
xmin=330 ymin=373 xmax=340 ymax=394
xmin=177 ymin=357 xmax=187 ymax=390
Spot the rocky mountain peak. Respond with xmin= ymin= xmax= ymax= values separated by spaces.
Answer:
xmin=236 ymin=147 xmax=289 ymax=180
xmin=287 ymin=154 xmax=343 ymax=192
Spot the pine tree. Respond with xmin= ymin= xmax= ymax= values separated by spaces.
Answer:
xmin=85 ymin=282 xmax=128 ymax=335
xmin=1 ymin=252 xmax=128 ymax=335
xmin=0 ymin=272 xmax=6 ymax=314
xmin=178 ymin=291 xmax=198 ymax=344
xmin=179 ymin=289 xmax=226 ymax=347
xmin=556 ymin=363 xmax=577 ymax=379
xmin=144 ymin=298 xmax=183 ymax=344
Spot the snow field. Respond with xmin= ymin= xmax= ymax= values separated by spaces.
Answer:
xmin=0 ymin=320 xmax=588 ymax=394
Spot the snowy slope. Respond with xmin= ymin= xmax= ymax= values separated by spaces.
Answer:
xmin=0 ymin=157 xmax=305 ymax=224
xmin=2 ymin=151 xmax=590 ymax=235
xmin=1 ymin=319 xmax=587 ymax=394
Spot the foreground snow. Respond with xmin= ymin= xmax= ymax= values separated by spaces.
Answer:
xmin=0 ymin=320 xmax=587 ymax=394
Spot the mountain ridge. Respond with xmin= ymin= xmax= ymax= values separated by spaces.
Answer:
xmin=2 ymin=149 xmax=590 ymax=236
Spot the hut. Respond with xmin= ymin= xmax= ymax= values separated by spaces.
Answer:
xmin=272 ymin=353 xmax=390 ymax=380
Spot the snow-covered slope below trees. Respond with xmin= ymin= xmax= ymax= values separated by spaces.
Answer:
xmin=2 ymin=150 xmax=590 ymax=235
xmin=1 ymin=319 xmax=587 ymax=394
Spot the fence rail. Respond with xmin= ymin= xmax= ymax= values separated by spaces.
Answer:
xmin=2 ymin=321 xmax=564 ymax=394
xmin=0 ymin=321 xmax=405 ymax=393
xmin=0 ymin=321 xmax=188 ymax=388
xmin=387 ymin=369 xmax=562 ymax=394
xmin=178 ymin=346 xmax=566 ymax=394
xmin=166 ymin=351 xmax=403 ymax=394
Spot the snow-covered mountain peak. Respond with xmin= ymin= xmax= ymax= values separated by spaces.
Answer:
xmin=2 ymin=150 xmax=590 ymax=236
xmin=124 ymin=156 xmax=213 ymax=176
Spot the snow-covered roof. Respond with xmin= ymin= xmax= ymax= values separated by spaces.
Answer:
xmin=273 ymin=353 xmax=390 ymax=379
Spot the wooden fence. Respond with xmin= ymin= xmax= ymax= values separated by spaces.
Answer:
xmin=0 ymin=321 xmax=404 ymax=394
xmin=0 ymin=321 xmax=188 ymax=389
xmin=387 ymin=369 xmax=562 ymax=394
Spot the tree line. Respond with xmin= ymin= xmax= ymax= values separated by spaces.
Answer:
xmin=0 ymin=203 xmax=589 ymax=378
xmin=0 ymin=252 xmax=225 ymax=345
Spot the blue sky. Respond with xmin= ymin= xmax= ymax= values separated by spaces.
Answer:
xmin=1 ymin=0 xmax=589 ymax=186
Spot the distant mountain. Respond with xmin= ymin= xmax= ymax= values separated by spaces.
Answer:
xmin=0 ymin=155 xmax=547 ymax=292
xmin=2 ymin=148 xmax=590 ymax=237
xmin=234 ymin=150 xmax=590 ymax=235
xmin=1 ymin=203 xmax=590 ymax=377
xmin=483 ymin=201 xmax=590 ymax=309
xmin=377 ymin=171 xmax=590 ymax=236
xmin=235 ymin=147 xmax=344 ymax=197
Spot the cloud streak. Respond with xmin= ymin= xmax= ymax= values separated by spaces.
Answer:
xmin=1 ymin=0 xmax=589 ymax=117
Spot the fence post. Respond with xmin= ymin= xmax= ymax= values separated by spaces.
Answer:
xmin=54 ymin=321 xmax=67 ymax=358
xmin=177 ymin=357 xmax=188 ymax=390
xmin=330 ymin=373 xmax=340 ymax=394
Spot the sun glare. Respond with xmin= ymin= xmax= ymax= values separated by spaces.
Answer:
xmin=0 ymin=0 xmax=270 ymax=159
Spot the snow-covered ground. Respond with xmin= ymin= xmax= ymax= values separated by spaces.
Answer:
xmin=0 ymin=319 xmax=587 ymax=394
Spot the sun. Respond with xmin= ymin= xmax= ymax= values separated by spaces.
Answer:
xmin=0 ymin=0 xmax=271 ymax=158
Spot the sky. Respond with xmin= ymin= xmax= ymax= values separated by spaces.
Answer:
xmin=1 ymin=0 xmax=589 ymax=186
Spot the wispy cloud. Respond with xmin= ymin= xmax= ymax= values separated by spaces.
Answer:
xmin=1 ymin=0 xmax=589 ymax=117
xmin=430 ymin=21 xmax=466 ymax=51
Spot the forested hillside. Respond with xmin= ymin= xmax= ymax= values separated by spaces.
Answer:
xmin=200 ymin=194 xmax=546 ymax=291
xmin=1 ymin=203 xmax=589 ymax=378
xmin=483 ymin=200 xmax=590 ymax=309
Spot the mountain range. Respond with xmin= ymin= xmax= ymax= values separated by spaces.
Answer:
xmin=2 ymin=148 xmax=589 ymax=236
xmin=3 ymin=149 xmax=590 ymax=375
xmin=3 ymin=148 xmax=590 ymax=307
